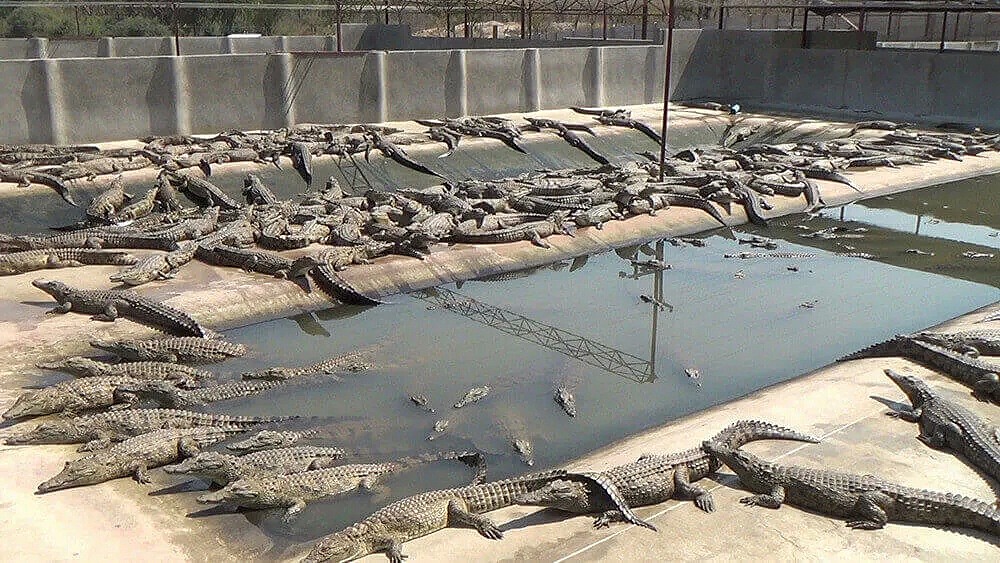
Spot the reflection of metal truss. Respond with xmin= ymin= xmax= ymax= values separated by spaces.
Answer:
xmin=415 ymin=286 xmax=656 ymax=383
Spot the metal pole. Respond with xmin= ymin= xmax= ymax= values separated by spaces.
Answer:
xmin=520 ymin=0 xmax=526 ymax=39
xmin=336 ymin=0 xmax=343 ymax=52
xmin=464 ymin=2 xmax=470 ymax=38
xmin=447 ymin=10 xmax=452 ymax=38
xmin=800 ymin=8 xmax=809 ymax=48
xmin=172 ymin=2 xmax=181 ymax=56
xmin=656 ymin=0 xmax=675 ymax=182
xmin=384 ymin=0 xmax=389 ymax=25
xmin=75 ymin=6 xmax=80 ymax=36
xmin=641 ymin=0 xmax=648 ymax=39
xmin=602 ymin=2 xmax=608 ymax=40
xmin=718 ymin=1 xmax=724 ymax=30
xmin=940 ymin=11 xmax=948 ymax=51
xmin=789 ymin=7 xmax=795 ymax=29
xmin=527 ymin=4 xmax=533 ymax=39
xmin=886 ymin=11 xmax=893 ymax=39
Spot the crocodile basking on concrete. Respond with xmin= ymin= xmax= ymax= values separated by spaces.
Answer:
xmin=839 ymin=335 xmax=1000 ymax=403
xmin=515 ymin=420 xmax=818 ymax=526
xmin=449 ymin=214 xmax=573 ymax=249
xmin=883 ymin=368 xmax=1000 ymax=494
xmin=37 ymin=427 xmax=248 ymax=493
xmin=910 ymin=329 xmax=1000 ymax=357
xmin=90 ymin=336 xmax=247 ymax=363
xmin=227 ymin=429 xmax=318 ymax=452
xmin=0 ymin=248 xmax=138 ymax=276
xmin=703 ymin=440 xmax=1000 ymax=537
xmin=242 ymin=348 xmax=375 ymax=381
xmin=37 ymin=356 xmax=214 ymax=387
xmin=2 ymin=375 xmax=146 ymax=420
xmin=32 ymin=279 xmax=210 ymax=337
xmin=114 ymin=379 xmax=284 ymax=408
xmin=301 ymin=469 xmax=652 ymax=562
xmin=108 ymin=243 xmax=197 ymax=286
xmin=161 ymin=170 xmax=242 ymax=211
xmin=197 ymin=243 xmax=304 ymax=279
xmin=4 ymin=408 xmax=293 ymax=451
xmin=197 ymin=451 xmax=487 ymax=522
xmin=164 ymin=446 xmax=349 ymax=485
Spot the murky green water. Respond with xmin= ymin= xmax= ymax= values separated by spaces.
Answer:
xmin=162 ymin=179 xmax=999 ymax=548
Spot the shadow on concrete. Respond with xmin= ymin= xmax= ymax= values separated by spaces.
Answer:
xmin=502 ymin=507 xmax=585 ymax=531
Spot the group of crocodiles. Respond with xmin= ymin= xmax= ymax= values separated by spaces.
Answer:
xmin=0 ymin=115 xmax=995 ymax=327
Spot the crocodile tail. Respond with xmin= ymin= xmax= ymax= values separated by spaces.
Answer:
xmin=574 ymin=471 xmax=657 ymax=531
xmin=837 ymin=335 xmax=904 ymax=361
xmin=710 ymin=420 xmax=820 ymax=450
xmin=892 ymin=486 xmax=1000 ymax=536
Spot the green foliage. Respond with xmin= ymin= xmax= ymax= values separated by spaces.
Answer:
xmin=5 ymin=7 xmax=55 ymax=37
xmin=107 ymin=16 xmax=170 ymax=38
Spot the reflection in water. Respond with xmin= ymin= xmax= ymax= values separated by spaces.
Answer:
xmin=414 ymin=287 xmax=657 ymax=384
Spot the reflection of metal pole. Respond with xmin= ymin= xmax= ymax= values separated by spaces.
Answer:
xmin=648 ymin=240 xmax=665 ymax=381
xmin=641 ymin=0 xmax=648 ymax=39
xmin=172 ymin=2 xmax=181 ymax=56
xmin=940 ymin=11 xmax=948 ymax=51
xmin=915 ymin=214 xmax=922 ymax=235
xmin=840 ymin=206 xmax=845 ymax=221
xmin=602 ymin=1 xmax=608 ymax=40
xmin=656 ymin=0 xmax=675 ymax=182
xmin=520 ymin=0 xmax=526 ymax=38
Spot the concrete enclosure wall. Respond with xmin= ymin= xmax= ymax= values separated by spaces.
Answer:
xmin=0 ymin=29 xmax=997 ymax=144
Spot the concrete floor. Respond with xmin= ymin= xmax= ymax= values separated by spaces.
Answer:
xmin=0 ymin=106 xmax=998 ymax=561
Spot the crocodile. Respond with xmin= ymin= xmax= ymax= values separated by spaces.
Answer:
xmin=114 ymin=187 xmax=159 ymax=222
xmin=307 ymin=260 xmax=386 ymax=306
xmin=702 ymin=440 xmax=1000 ymax=537
xmin=723 ymin=252 xmax=817 ymax=259
xmin=0 ymin=167 xmax=77 ymax=206
xmin=197 ymin=243 xmax=303 ymax=279
xmin=911 ymin=329 xmax=1000 ymax=357
xmin=453 ymin=385 xmax=491 ymax=409
xmin=839 ymin=335 xmax=1000 ymax=403
xmin=37 ymin=427 xmax=247 ymax=493
xmin=242 ymin=348 xmax=376 ymax=381
xmin=301 ymin=469 xmax=652 ymax=563
xmin=883 ymin=368 xmax=1000 ymax=493
xmin=364 ymin=129 xmax=445 ymax=179
xmin=573 ymin=202 xmax=624 ymax=229
xmin=554 ymin=387 xmax=577 ymax=417
xmin=89 ymin=336 xmax=247 ymax=363
xmin=243 ymin=173 xmax=279 ymax=205
xmin=163 ymin=446 xmax=349 ymax=485
xmin=109 ymin=243 xmax=197 ymax=286
xmin=450 ymin=215 xmax=573 ymax=249
xmin=86 ymin=178 xmax=130 ymax=223
xmin=288 ymin=142 xmax=315 ymax=186
xmin=4 ymin=408 xmax=294 ymax=451
xmin=114 ymin=379 xmax=284 ymax=408
xmin=227 ymin=429 xmax=318 ymax=453
xmin=37 ymin=356 xmax=213 ymax=387
xmin=0 ymin=248 xmax=138 ymax=276
xmin=197 ymin=451 xmax=486 ymax=522
xmin=515 ymin=420 xmax=818 ymax=526
xmin=1 ymin=376 xmax=146 ymax=420
xmin=162 ymin=170 xmax=242 ymax=210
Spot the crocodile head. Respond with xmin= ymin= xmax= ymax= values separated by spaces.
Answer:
xmin=164 ymin=451 xmax=235 ymax=478
xmin=196 ymin=480 xmax=264 ymax=507
xmin=884 ymin=368 xmax=933 ymax=408
xmin=301 ymin=532 xmax=367 ymax=563
xmin=115 ymin=380 xmax=176 ymax=401
xmin=701 ymin=440 xmax=760 ymax=483
xmin=88 ymin=338 xmax=122 ymax=354
xmin=2 ymin=388 xmax=62 ymax=420
xmin=37 ymin=457 xmax=111 ymax=493
xmin=227 ymin=430 xmax=299 ymax=452
xmin=4 ymin=419 xmax=80 ymax=445
xmin=36 ymin=356 xmax=108 ymax=377
xmin=514 ymin=479 xmax=594 ymax=513
xmin=31 ymin=279 xmax=71 ymax=300
xmin=287 ymin=256 xmax=323 ymax=280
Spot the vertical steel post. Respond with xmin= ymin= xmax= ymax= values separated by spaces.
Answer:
xmin=790 ymin=7 xmax=796 ymax=29
xmin=520 ymin=0 xmax=526 ymax=39
xmin=718 ymin=2 xmax=725 ymax=29
xmin=800 ymin=8 xmax=809 ymax=48
xmin=336 ymin=0 xmax=343 ymax=52
xmin=657 ymin=0 xmax=675 ymax=182
xmin=464 ymin=2 xmax=471 ymax=38
xmin=940 ymin=11 xmax=948 ymax=51
xmin=447 ymin=10 xmax=452 ymax=38
xmin=172 ymin=2 xmax=181 ymax=56
xmin=603 ymin=2 xmax=608 ymax=40
xmin=384 ymin=0 xmax=389 ymax=25
xmin=641 ymin=0 xmax=649 ymax=39
xmin=887 ymin=11 xmax=893 ymax=39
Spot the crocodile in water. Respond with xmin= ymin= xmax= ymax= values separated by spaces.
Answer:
xmin=164 ymin=445 xmax=349 ymax=485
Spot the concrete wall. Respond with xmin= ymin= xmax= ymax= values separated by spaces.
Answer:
xmin=1 ymin=29 xmax=997 ymax=144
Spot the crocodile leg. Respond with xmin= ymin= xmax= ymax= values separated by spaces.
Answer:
xmin=446 ymin=499 xmax=504 ymax=539
xmin=384 ymin=540 xmax=407 ymax=563
xmin=282 ymin=500 xmax=307 ymax=523
xmin=673 ymin=465 xmax=715 ymax=513
xmin=886 ymin=406 xmax=922 ymax=423
xmin=47 ymin=301 xmax=73 ymax=314
xmin=915 ymin=422 xmax=956 ymax=449
xmin=528 ymin=229 xmax=550 ymax=249
xmin=92 ymin=302 xmax=122 ymax=322
xmin=846 ymin=492 xmax=891 ymax=530
xmin=739 ymin=484 xmax=785 ymax=508
xmin=133 ymin=462 xmax=152 ymax=484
